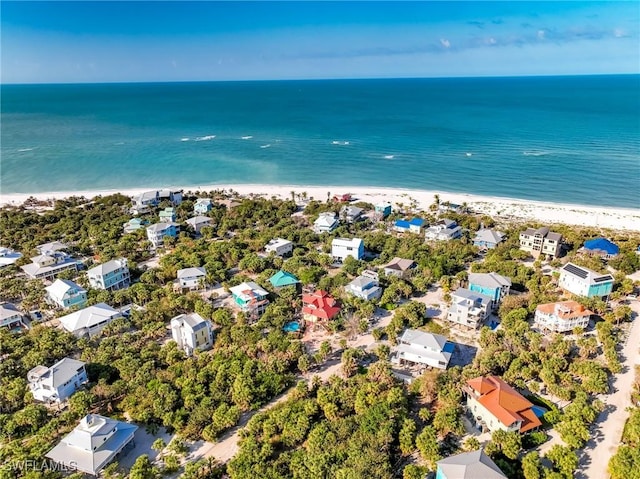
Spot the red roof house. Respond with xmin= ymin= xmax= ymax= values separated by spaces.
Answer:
xmin=465 ymin=376 xmax=542 ymax=433
xmin=302 ymin=290 xmax=341 ymax=324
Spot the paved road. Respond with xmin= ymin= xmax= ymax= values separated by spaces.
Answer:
xmin=576 ymin=303 xmax=640 ymax=479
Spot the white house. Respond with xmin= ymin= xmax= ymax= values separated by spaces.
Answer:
xmin=21 ymin=242 xmax=81 ymax=280
xmin=194 ymin=198 xmax=213 ymax=214
xmin=331 ymin=237 xmax=364 ymax=262
xmin=473 ymin=229 xmax=506 ymax=249
xmin=46 ymin=414 xmax=138 ymax=476
xmin=230 ymin=282 xmax=270 ymax=318
xmin=313 ymin=212 xmax=339 ymax=234
xmin=176 ymin=267 xmax=207 ymax=290
xmin=558 ymin=263 xmax=614 ymax=298
xmin=45 ymin=279 xmax=88 ymax=309
xmin=265 ymin=238 xmax=294 ymax=257
xmin=28 ymin=358 xmax=88 ymax=403
xmin=519 ymin=227 xmax=562 ymax=259
xmin=87 ymin=258 xmax=130 ymax=291
xmin=425 ymin=219 xmax=462 ymax=241
xmin=0 ymin=302 xmax=25 ymax=329
xmin=447 ymin=288 xmax=493 ymax=329
xmin=170 ymin=313 xmax=214 ymax=356
xmin=345 ymin=270 xmax=382 ymax=300
xmin=185 ymin=215 xmax=213 ymax=234
xmin=391 ymin=329 xmax=454 ymax=370
xmin=394 ymin=218 xmax=425 ymax=234
xmin=59 ymin=303 xmax=122 ymax=338
xmin=534 ymin=300 xmax=593 ymax=333
xmin=0 ymin=246 xmax=22 ymax=268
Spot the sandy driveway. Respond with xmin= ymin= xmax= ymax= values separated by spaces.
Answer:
xmin=576 ymin=301 xmax=640 ymax=479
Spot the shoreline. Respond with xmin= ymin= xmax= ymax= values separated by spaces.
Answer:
xmin=1 ymin=184 xmax=639 ymax=231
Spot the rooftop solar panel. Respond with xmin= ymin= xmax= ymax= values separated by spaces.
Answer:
xmin=593 ymin=275 xmax=613 ymax=283
xmin=563 ymin=263 xmax=588 ymax=279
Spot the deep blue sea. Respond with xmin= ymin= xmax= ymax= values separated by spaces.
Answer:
xmin=1 ymin=75 xmax=639 ymax=207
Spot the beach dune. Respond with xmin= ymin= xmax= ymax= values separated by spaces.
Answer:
xmin=1 ymin=184 xmax=638 ymax=231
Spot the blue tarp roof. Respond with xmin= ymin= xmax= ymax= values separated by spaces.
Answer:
xmin=584 ymin=238 xmax=619 ymax=255
xmin=409 ymin=218 xmax=425 ymax=226
xmin=395 ymin=220 xmax=411 ymax=228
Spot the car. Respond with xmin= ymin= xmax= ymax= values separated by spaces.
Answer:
xmin=627 ymin=294 xmax=637 ymax=300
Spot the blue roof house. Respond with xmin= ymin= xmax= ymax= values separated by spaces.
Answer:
xmin=468 ymin=272 xmax=511 ymax=308
xmin=583 ymin=238 xmax=619 ymax=259
xmin=394 ymin=218 xmax=425 ymax=234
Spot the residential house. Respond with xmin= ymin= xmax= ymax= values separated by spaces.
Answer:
xmin=45 ymin=279 xmax=88 ymax=309
xmin=473 ymin=229 xmax=506 ymax=249
xmin=382 ymin=257 xmax=416 ymax=279
xmin=217 ymin=198 xmax=241 ymax=209
xmin=313 ymin=212 xmax=339 ymax=234
xmin=0 ymin=302 xmax=25 ymax=329
xmin=391 ymin=329 xmax=454 ymax=370
xmin=59 ymin=303 xmax=121 ymax=338
xmin=340 ymin=205 xmax=363 ymax=223
xmin=447 ymin=288 xmax=493 ymax=329
xmin=269 ymin=270 xmax=300 ymax=289
xmin=170 ymin=313 xmax=214 ymax=356
xmin=159 ymin=207 xmax=176 ymax=223
xmin=534 ymin=300 xmax=593 ymax=333
xmin=146 ymin=222 xmax=179 ymax=248
xmin=425 ymin=219 xmax=462 ymax=241
xmin=46 ymin=414 xmax=138 ymax=476
xmin=519 ymin=227 xmax=562 ymax=259
xmin=394 ymin=218 xmax=425 ymax=234
xmin=132 ymin=190 xmax=160 ymax=209
xmin=345 ymin=270 xmax=382 ymax=300
xmin=194 ymin=198 xmax=213 ymax=214
xmin=436 ymin=449 xmax=507 ymax=479
xmin=122 ymin=218 xmax=147 ymax=234
xmin=302 ymin=290 xmax=341 ymax=325
xmin=28 ymin=358 xmax=88 ymax=403
xmin=582 ymin=238 xmax=619 ymax=259
xmin=438 ymin=202 xmax=463 ymax=214
xmin=331 ymin=237 xmax=364 ymax=262
xmin=157 ymin=189 xmax=183 ymax=205
xmin=229 ymin=282 xmax=270 ymax=318
xmin=468 ymin=272 xmax=511 ymax=308
xmin=464 ymin=375 xmax=542 ymax=433
xmin=333 ymin=193 xmax=352 ymax=202
xmin=21 ymin=242 xmax=81 ymax=280
xmin=265 ymin=238 xmax=294 ymax=257
xmin=176 ymin=267 xmax=206 ymax=291
xmin=185 ymin=215 xmax=213 ymax=235
xmin=559 ymin=263 xmax=614 ymax=298
xmin=0 ymin=246 xmax=22 ymax=268
xmin=374 ymin=202 xmax=392 ymax=219
xmin=87 ymin=258 xmax=130 ymax=291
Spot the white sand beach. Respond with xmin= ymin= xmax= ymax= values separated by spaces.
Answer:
xmin=1 ymin=184 xmax=639 ymax=231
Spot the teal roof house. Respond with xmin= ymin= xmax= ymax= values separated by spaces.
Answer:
xmin=269 ymin=270 xmax=300 ymax=288
xmin=159 ymin=207 xmax=177 ymax=222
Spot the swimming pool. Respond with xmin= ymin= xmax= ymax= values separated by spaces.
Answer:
xmin=531 ymin=405 xmax=548 ymax=418
xmin=283 ymin=321 xmax=301 ymax=333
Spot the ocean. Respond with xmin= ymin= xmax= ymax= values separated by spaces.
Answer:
xmin=1 ymin=75 xmax=639 ymax=208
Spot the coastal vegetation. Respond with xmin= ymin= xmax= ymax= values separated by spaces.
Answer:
xmin=0 ymin=191 xmax=638 ymax=478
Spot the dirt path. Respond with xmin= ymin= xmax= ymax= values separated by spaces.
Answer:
xmin=576 ymin=303 xmax=640 ymax=479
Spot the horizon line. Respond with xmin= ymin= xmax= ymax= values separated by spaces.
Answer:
xmin=2 ymin=71 xmax=638 ymax=87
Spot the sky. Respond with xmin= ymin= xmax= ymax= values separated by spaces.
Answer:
xmin=1 ymin=1 xmax=639 ymax=83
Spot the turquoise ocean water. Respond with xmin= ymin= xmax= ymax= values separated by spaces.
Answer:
xmin=1 ymin=75 xmax=639 ymax=208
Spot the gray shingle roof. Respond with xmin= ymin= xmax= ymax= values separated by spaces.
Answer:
xmin=437 ymin=449 xmax=507 ymax=479
xmin=468 ymin=272 xmax=511 ymax=289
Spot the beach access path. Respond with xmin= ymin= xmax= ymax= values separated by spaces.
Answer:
xmin=576 ymin=300 xmax=640 ymax=479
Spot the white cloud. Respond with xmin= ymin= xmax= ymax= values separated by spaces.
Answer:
xmin=487 ymin=37 xmax=497 ymax=45
xmin=440 ymin=38 xmax=451 ymax=48
xmin=537 ymin=30 xmax=546 ymax=40
xmin=613 ymin=28 xmax=625 ymax=38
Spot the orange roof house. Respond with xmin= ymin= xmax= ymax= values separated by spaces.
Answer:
xmin=301 ymin=290 xmax=341 ymax=323
xmin=465 ymin=376 xmax=542 ymax=433
xmin=534 ymin=300 xmax=593 ymax=333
